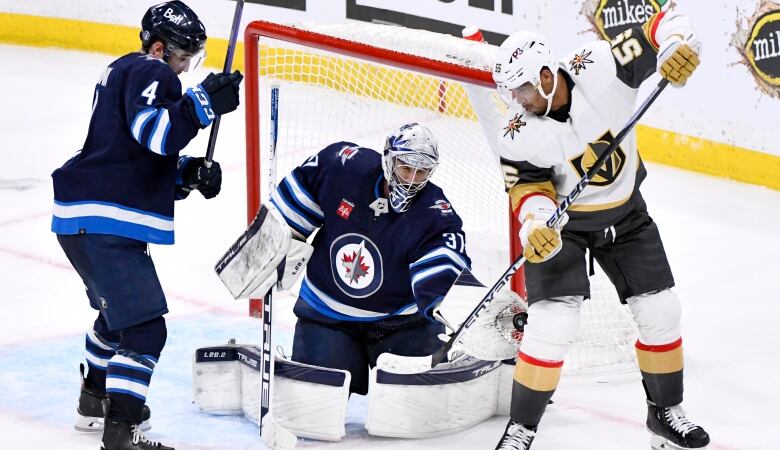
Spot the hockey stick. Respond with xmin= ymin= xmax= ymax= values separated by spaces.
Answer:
xmin=203 ymin=0 xmax=244 ymax=169
xmin=378 ymin=79 xmax=670 ymax=374
xmin=259 ymin=86 xmax=297 ymax=450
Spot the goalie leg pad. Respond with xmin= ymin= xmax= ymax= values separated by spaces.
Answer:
xmin=236 ymin=345 xmax=350 ymax=442
xmin=627 ymin=289 xmax=681 ymax=345
xmin=366 ymin=356 xmax=501 ymax=438
xmin=270 ymin=358 xmax=350 ymax=441
xmin=192 ymin=344 xmax=244 ymax=415
xmin=519 ymin=296 xmax=583 ymax=362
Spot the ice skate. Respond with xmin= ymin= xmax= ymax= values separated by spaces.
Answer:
xmin=101 ymin=419 xmax=173 ymax=450
xmin=647 ymin=400 xmax=710 ymax=449
xmin=495 ymin=419 xmax=536 ymax=450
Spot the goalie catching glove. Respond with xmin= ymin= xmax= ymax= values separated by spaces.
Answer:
xmin=518 ymin=195 xmax=567 ymax=263
xmin=215 ymin=204 xmax=313 ymax=299
xmin=455 ymin=289 xmax=528 ymax=361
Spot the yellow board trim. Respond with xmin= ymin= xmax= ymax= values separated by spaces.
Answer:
xmin=2 ymin=12 xmax=780 ymax=192
xmin=637 ymin=124 xmax=780 ymax=191
xmin=636 ymin=345 xmax=684 ymax=374
xmin=0 ymin=13 xmax=245 ymax=72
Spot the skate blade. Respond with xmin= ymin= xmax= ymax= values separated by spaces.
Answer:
xmin=75 ymin=415 xmax=151 ymax=432
xmin=649 ymin=431 xmax=708 ymax=450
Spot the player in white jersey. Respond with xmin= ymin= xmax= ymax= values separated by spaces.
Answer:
xmin=482 ymin=10 xmax=711 ymax=450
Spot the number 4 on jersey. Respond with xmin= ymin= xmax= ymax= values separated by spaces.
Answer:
xmin=142 ymin=81 xmax=159 ymax=106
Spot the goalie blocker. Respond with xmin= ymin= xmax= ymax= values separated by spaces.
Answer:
xmin=193 ymin=343 xmax=516 ymax=441
xmin=215 ymin=204 xmax=313 ymax=299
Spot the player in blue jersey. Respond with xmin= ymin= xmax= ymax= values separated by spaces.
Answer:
xmin=50 ymin=2 xmax=242 ymax=449
xmin=267 ymin=123 xmax=471 ymax=395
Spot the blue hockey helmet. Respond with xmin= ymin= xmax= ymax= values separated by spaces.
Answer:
xmin=141 ymin=1 xmax=207 ymax=71
xmin=382 ymin=123 xmax=439 ymax=213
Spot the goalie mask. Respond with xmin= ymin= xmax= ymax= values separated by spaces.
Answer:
xmin=493 ymin=31 xmax=558 ymax=116
xmin=141 ymin=1 xmax=207 ymax=72
xmin=382 ymin=123 xmax=439 ymax=213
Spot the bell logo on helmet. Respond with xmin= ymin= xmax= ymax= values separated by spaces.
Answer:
xmin=164 ymin=7 xmax=185 ymax=26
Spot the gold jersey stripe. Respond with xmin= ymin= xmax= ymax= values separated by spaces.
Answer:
xmin=513 ymin=356 xmax=563 ymax=392
xmin=636 ymin=345 xmax=684 ymax=374
xmin=508 ymin=182 xmax=557 ymax=212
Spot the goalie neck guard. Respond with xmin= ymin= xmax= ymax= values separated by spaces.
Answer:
xmin=382 ymin=123 xmax=439 ymax=213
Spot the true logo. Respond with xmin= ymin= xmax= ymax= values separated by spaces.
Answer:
xmin=568 ymin=130 xmax=627 ymax=186
xmin=732 ymin=0 xmax=780 ymax=98
xmin=581 ymin=0 xmax=667 ymax=41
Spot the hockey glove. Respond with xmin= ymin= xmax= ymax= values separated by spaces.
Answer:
xmin=518 ymin=197 xmax=567 ymax=264
xmin=200 ymin=71 xmax=243 ymax=116
xmin=180 ymin=156 xmax=222 ymax=199
xmin=657 ymin=33 xmax=700 ymax=87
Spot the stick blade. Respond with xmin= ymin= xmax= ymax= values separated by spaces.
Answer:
xmin=261 ymin=417 xmax=297 ymax=450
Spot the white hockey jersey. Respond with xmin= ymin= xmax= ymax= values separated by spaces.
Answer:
xmin=471 ymin=21 xmax=669 ymax=231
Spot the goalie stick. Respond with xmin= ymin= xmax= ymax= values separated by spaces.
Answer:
xmin=258 ymin=86 xmax=297 ymax=450
xmin=203 ymin=0 xmax=244 ymax=169
xmin=378 ymin=79 xmax=670 ymax=374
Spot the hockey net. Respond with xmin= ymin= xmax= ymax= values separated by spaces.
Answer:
xmin=244 ymin=20 xmax=638 ymax=376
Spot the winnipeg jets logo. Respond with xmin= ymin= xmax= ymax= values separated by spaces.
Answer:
xmin=330 ymin=234 xmax=383 ymax=298
xmin=341 ymin=243 xmax=370 ymax=285
xmin=429 ymin=199 xmax=453 ymax=215
xmin=503 ymin=113 xmax=527 ymax=139
xmin=338 ymin=146 xmax=359 ymax=165
xmin=569 ymin=49 xmax=594 ymax=75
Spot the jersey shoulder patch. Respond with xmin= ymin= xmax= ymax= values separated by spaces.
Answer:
xmin=317 ymin=141 xmax=379 ymax=169
xmin=497 ymin=109 xmax=560 ymax=167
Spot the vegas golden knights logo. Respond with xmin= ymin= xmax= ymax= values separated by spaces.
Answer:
xmin=581 ymin=0 xmax=667 ymax=41
xmin=569 ymin=131 xmax=626 ymax=186
xmin=732 ymin=0 xmax=780 ymax=99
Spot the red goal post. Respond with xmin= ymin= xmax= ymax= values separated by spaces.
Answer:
xmin=243 ymin=20 xmax=525 ymax=317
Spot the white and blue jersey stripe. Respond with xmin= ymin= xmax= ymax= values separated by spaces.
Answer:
xmin=52 ymin=199 xmax=175 ymax=244
xmin=271 ymin=172 xmax=325 ymax=238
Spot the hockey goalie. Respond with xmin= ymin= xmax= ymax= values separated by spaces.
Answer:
xmin=199 ymin=123 xmax=528 ymax=441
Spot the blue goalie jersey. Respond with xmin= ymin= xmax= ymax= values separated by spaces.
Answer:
xmin=271 ymin=142 xmax=471 ymax=324
xmin=51 ymin=53 xmax=203 ymax=245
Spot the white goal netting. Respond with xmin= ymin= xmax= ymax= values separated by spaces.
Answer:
xmin=247 ymin=20 xmax=638 ymax=376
